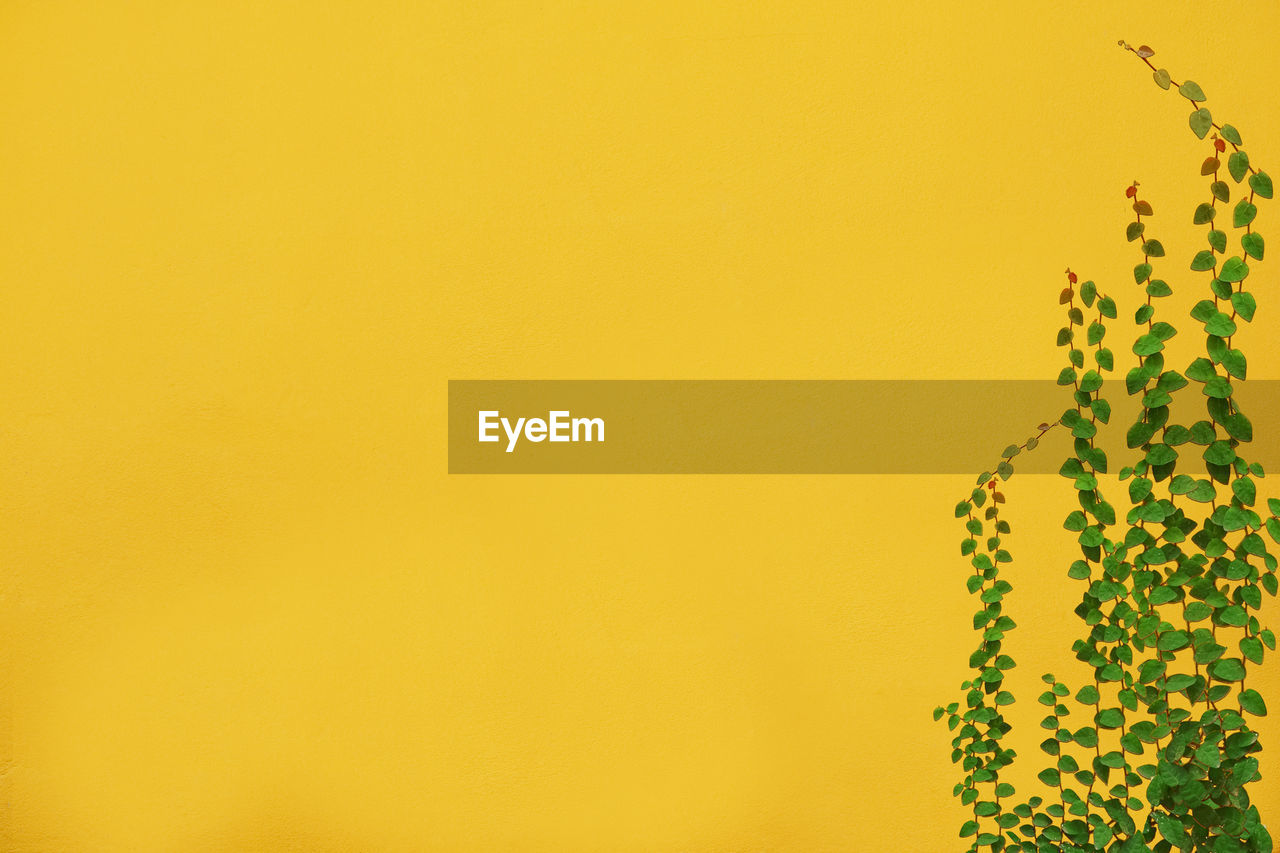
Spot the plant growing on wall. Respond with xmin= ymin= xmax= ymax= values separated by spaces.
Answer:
xmin=935 ymin=43 xmax=1277 ymax=853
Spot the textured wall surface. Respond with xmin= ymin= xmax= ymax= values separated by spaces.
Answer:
xmin=3 ymin=2 xmax=1280 ymax=849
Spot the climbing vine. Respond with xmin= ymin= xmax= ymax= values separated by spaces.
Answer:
xmin=935 ymin=43 xmax=1277 ymax=853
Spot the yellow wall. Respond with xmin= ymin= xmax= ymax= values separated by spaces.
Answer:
xmin=3 ymin=2 xmax=1280 ymax=849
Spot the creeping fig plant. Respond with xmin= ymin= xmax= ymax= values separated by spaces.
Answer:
xmin=936 ymin=44 xmax=1277 ymax=853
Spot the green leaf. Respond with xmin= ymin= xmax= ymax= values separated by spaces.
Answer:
xmin=1077 ymin=685 xmax=1100 ymax=704
xmin=1220 ymin=509 xmax=1250 ymax=535
xmin=1193 ymin=203 xmax=1216 ymax=224
xmin=1138 ymin=659 xmax=1167 ymax=682
xmin=1142 ymin=239 xmax=1165 ymax=257
xmin=1191 ymin=250 xmax=1217 ymax=271
xmin=1128 ymin=420 xmax=1157 ymax=448
xmin=1222 ymin=348 xmax=1246 ymax=380
xmin=1250 ymin=170 xmax=1274 ymax=198
xmin=1231 ymin=290 xmax=1257 ymax=320
xmin=1098 ymin=296 xmax=1117 ymax=318
xmin=1098 ymin=750 xmax=1125 ymax=768
xmin=1129 ymin=478 xmax=1153 ymax=502
xmin=1228 ymin=151 xmax=1250 ymax=182
xmin=1220 ymin=256 xmax=1249 ymax=283
xmin=1234 ymin=201 xmax=1258 ymax=228
xmin=1157 ymin=813 xmax=1187 ymax=846
xmin=1134 ymin=334 xmax=1164 ymax=356
xmin=1154 ymin=68 xmax=1171 ymax=89
xmin=1126 ymin=220 xmax=1145 ymax=242
xmin=1208 ymin=333 xmax=1228 ymax=364
xmin=1212 ymin=180 xmax=1231 ymax=202
xmin=1208 ymin=229 xmax=1227 ymax=253
xmin=974 ymin=801 xmax=999 ymax=817
xmin=1195 ymin=740 xmax=1221 ymax=768
xmin=1220 ymin=606 xmax=1248 ymax=627
xmin=1242 ymin=232 xmax=1264 ymax=260
xmin=1205 ymin=312 xmax=1237 ymax=336
xmin=1209 ymin=658 xmax=1247 ymax=682
xmin=1224 ymin=411 xmax=1253 ymax=442
xmin=1190 ymin=108 xmax=1213 ymax=139
xmin=1179 ymin=80 xmax=1207 ymax=101
xmin=1185 ymin=601 xmax=1213 ymax=621
xmin=1186 ymin=358 xmax=1217 ymax=382
xmin=1204 ymin=376 xmax=1233 ymax=398
xmin=1097 ymin=708 xmax=1125 ymax=728
xmin=1240 ymin=688 xmax=1268 ymax=716
xmin=1134 ymin=262 xmax=1152 ymax=283
xmin=1157 ymin=370 xmax=1187 ymax=392
xmin=1221 ymin=124 xmax=1243 ymax=145
xmin=1188 ymin=480 xmax=1217 ymax=502
xmin=1191 ymin=299 xmax=1217 ymax=321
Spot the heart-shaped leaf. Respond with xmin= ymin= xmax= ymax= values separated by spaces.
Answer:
xmin=1231 ymin=290 xmax=1257 ymax=320
xmin=1190 ymin=250 xmax=1216 ymax=271
xmin=1180 ymin=79 xmax=1207 ymax=101
xmin=1234 ymin=200 xmax=1257 ymax=228
xmin=1223 ymin=348 xmax=1247 ymax=379
xmin=1228 ymin=151 xmax=1250 ymax=182
xmin=1205 ymin=312 xmax=1237 ymax=336
xmin=1249 ymin=170 xmax=1273 ymax=198
xmin=1219 ymin=256 xmax=1249 ymax=283
xmin=1189 ymin=108 xmax=1213 ymax=139
xmin=1240 ymin=688 xmax=1268 ymax=716
xmin=1242 ymin=232 xmax=1264 ymax=260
